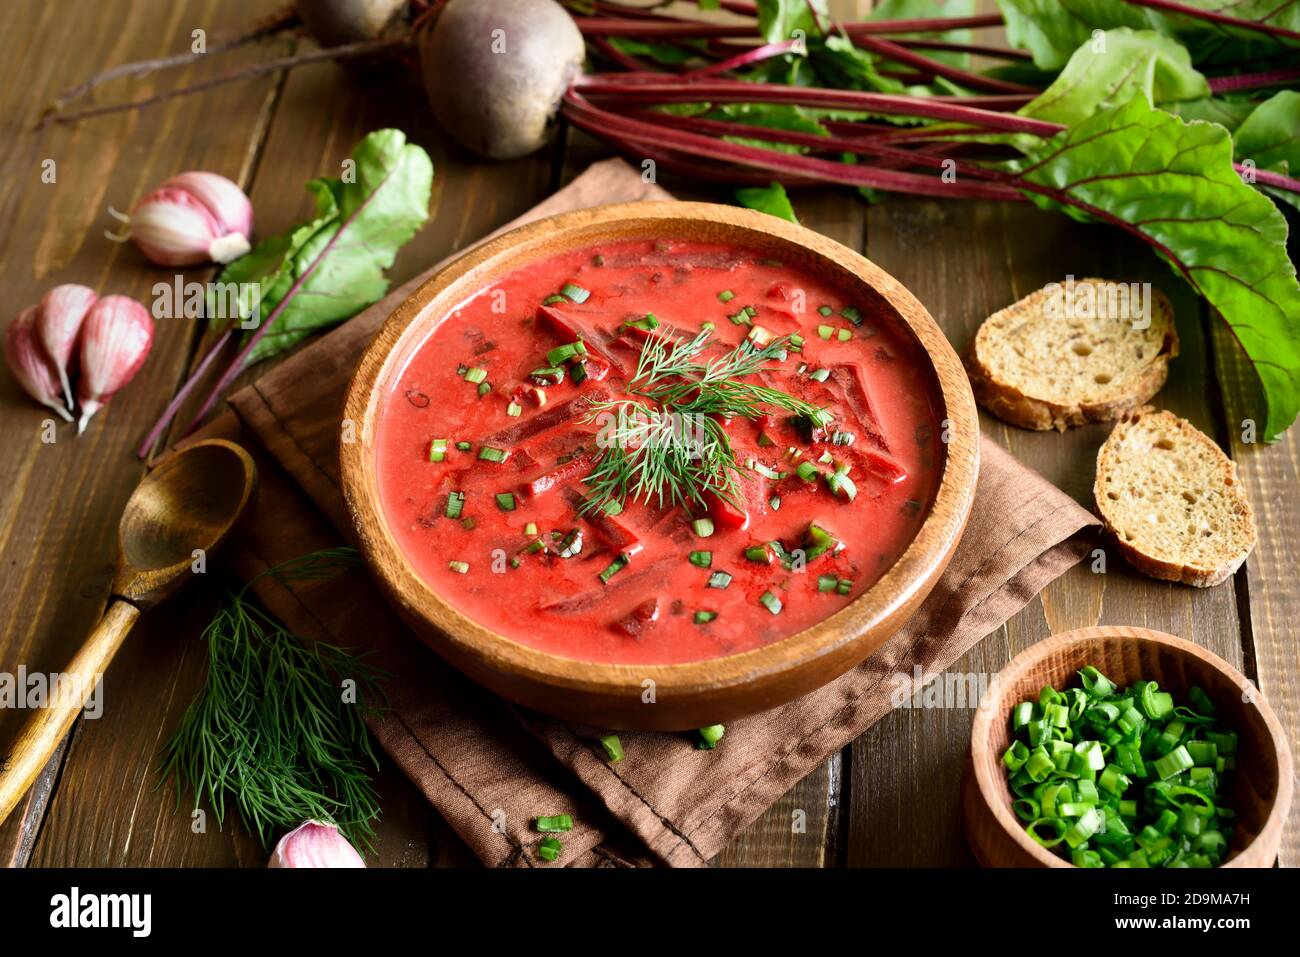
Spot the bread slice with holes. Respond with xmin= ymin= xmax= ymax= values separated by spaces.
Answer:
xmin=1094 ymin=408 xmax=1255 ymax=587
xmin=965 ymin=279 xmax=1178 ymax=430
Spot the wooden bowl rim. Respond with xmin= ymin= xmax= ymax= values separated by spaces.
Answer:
xmin=968 ymin=625 xmax=1295 ymax=868
xmin=340 ymin=200 xmax=979 ymax=697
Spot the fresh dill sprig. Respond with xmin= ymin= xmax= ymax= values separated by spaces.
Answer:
xmin=583 ymin=331 xmax=827 ymax=513
xmin=159 ymin=546 xmax=389 ymax=852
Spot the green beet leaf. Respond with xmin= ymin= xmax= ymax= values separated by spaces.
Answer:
xmin=998 ymin=0 xmax=1300 ymax=71
xmin=754 ymin=0 xmax=828 ymax=44
xmin=734 ymin=182 xmax=799 ymax=223
xmin=1018 ymin=29 xmax=1208 ymax=128
xmin=1233 ymin=91 xmax=1300 ymax=212
xmin=214 ymin=128 xmax=433 ymax=364
xmin=1012 ymin=95 xmax=1300 ymax=440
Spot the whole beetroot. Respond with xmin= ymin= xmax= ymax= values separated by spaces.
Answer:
xmin=419 ymin=0 xmax=585 ymax=160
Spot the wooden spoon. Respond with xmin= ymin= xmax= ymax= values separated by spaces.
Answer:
xmin=0 ymin=438 xmax=257 ymax=824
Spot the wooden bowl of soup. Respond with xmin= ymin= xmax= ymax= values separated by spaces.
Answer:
xmin=341 ymin=201 xmax=978 ymax=730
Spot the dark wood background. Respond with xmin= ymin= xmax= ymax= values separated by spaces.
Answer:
xmin=0 ymin=0 xmax=1294 ymax=867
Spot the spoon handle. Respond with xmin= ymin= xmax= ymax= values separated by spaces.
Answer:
xmin=0 ymin=599 xmax=140 ymax=825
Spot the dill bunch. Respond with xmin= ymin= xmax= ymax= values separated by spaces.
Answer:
xmin=159 ymin=547 xmax=389 ymax=851
xmin=583 ymin=331 xmax=826 ymax=513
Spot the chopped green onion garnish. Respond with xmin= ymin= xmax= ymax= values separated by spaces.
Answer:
xmin=446 ymin=491 xmax=465 ymax=519
xmin=828 ymin=467 xmax=858 ymax=502
xmin=796 ymin=461 xmax=820 ymax=483
xmin=524 ymin=523 xmax=538 ymax=536
xmin=769 ymin=495 xmax=781 ymax=511
xmin=537 ymin=836 xmax=562 ymax=862
xmin=694 ymin=610 xmax=717 ymax=625
xmin=836 ymin=578 xmax=852 ymax=595
xmin=841 ymin=305 xmax=862 ymax=324
xmin=707 ymin=570 xmax=732 ymax=589
xmin=717 ymin=289 xmax=735 ymax=302
xmin=837 ymin=328 xmax=852 ymax=342
xmin=542 ymin=294 xmax=566 ymax=306
xmin=478 ymin=445 xmax=508 ymax=463
xmin=692 ymin=517 xmax=715 ymax=538
xmin=788 ymin=333 xmax=804 ymax=353
xmin=477 ymin=381 xmax=491 ymax=397
xmin=808 ymin=368 xmax=830 ymax=383
xmin=556 ymin=528 xmax=584 ymax=558
xmin=529 ymin=366 xmax=565 ymax=386
xmin=689 ymin=550 xmax=712 ymax=568
xmin=429 ymin=438 xmax=449 ymax=462
xmin=599 ymin=555 xmax=629 ymax=584
xmin=758 ymin=591 xmax=783 ymax=615
xmin=448 ymin=560 xmax=469 ymax=574
xmin=818 ymin=305 xmax=833 ymax=317
xmin=697 ymin=724 xmax=725 ymax=749
xmin=745 ymin=544 xmax=772 ymax=564
xmin=817 ymin=574 xmax=838 ymax=593
xmin=534 ymin=814 xmax=573 ymax=833
xmin=464 ymin=367 xmax=487 ymax=384
xmin=1001 ymin=666 xmax=1237 ymax=868
xmin=456 ymin=441 xmax=472 ymax=451
xmin=561 ymin=283 xmax=590 ymax=304
xmin=546 ymin=341 xmax=588 ymax=365
xmin=817 ymin=325 xmax=833 ymax=340
xmin=506 ymin=402 xmax=522 ymax=417
xmin=495 ymin=492 xmax=516 ymax=511
xmin=599 ymin=735 xmax=624 ymax=763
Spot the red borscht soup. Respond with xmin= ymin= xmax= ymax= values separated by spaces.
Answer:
xmin=375 ymin=239 xmax=942 ymax=665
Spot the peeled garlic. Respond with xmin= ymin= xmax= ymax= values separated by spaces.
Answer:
xmin=107 ymin=171 xmax=253 ymax=267
xmin=36 ymin=284 xmax=97 ymax=410
xmin=267 ymin=821 xmax=366 ymax=868
xmin=4 ymin=306 xmax=73 ymax=421
xmin=75 ymin=295 xmax=154 ymax=434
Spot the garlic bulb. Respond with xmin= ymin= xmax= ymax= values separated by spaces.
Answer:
xmin=75 ymin=295 xmax=154 ymax=434
xmin=268 ymin=821 xmax=366 ymax=868
xmin=108 ymin=171 xmax=253 ymax=267
xmin=4 ymin=306 xmax=73 ymax=421
xmin=36 ymin=283 xmax=97 ymax=409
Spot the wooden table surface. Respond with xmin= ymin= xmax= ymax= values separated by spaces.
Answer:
xmin=1 ymin=0 xmax=1295 ymax=868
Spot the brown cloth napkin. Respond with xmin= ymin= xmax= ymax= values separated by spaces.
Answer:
xmin=200 ymin=159 xmax=1099 ymax=866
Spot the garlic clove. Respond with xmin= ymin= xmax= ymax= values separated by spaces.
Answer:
xmin=75 ymin=295 xmax=154 ymax=434
xmin=162 ymin=171 xmax=253 ymax=239
xmin=5 ymin=306 xmax=73 ymax=421
xmin=268 ymin=821 xmax=366 ymax=868
xmin=36 ymin=283 xmax=98 ymax=410
xmin=109 ymin=171 xmax=253 ymax=267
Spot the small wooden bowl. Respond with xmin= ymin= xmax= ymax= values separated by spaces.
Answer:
xmin=964 ymin=626 xmax=1293 ymax=867
xmin=341 ymin=201 xmax=979 ymax=730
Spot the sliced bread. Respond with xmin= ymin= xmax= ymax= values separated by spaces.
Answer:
xmin=1094 ymin=408 xmax=1255 ymax=587
xmin=965 ymin=278 xmax=1178 ymax=431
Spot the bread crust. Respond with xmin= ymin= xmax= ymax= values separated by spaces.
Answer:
xmin=965 ymin=281 xmax=1178 ymax=431
xmin=1093 ymin=407 xmax=1256 ymax=588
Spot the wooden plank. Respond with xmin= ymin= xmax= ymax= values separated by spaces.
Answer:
xmin=846 ymin=196 xmax=1245 ymax=864
xmin=1211 ymin=320 xmax=1300 ymax=867
xmin=0 ymin=0 xmax=287 ymax=866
